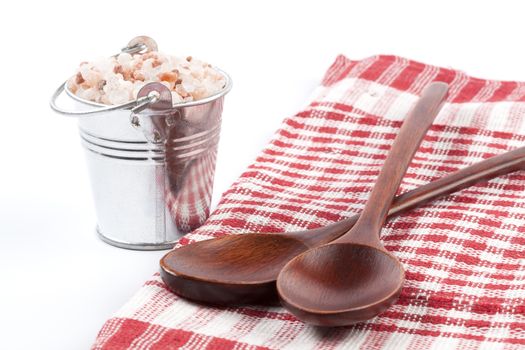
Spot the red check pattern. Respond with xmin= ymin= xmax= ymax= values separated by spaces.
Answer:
xmin=93 ymin=55 xmax=525 ymax=350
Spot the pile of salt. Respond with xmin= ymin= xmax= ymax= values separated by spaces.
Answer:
xmin=68 ymin=51 xmax=226 ymax=105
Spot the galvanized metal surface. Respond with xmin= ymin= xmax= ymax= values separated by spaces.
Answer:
xmin=50 ymin=37 xmax=232 ymax=249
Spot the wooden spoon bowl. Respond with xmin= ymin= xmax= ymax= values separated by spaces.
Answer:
xmin=278 ymin=244 xmax=404 ymax=326
xmin=160 ymin=234 xmax=309 ymax=305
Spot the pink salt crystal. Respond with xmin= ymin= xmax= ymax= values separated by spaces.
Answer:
xmin=117 ymin=53 xmax=132 ymax=66
xmin=68 ymin=51 xmax=226 ymax=105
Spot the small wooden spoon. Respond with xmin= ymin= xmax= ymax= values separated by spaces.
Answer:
xmin=161 ymin=82 xmax=446 ymax=305
xmin=275 ymin=83 xmax=450 ymax=326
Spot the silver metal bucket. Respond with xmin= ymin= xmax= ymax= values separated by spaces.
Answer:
xmin=50 ymin=37 xmax=232 ymax=250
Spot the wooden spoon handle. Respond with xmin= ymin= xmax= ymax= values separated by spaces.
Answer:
xmin=334 ymin=82 xmax=449 ymax=244
xmin=296 ymin=145 xmax=525 ymax=247
xmin=388 ymin=145 xmax=525 ymax=216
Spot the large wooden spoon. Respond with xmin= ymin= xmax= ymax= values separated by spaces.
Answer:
xmin=160 ymin=82 xmax=448 ymax=305
xmin=275 ymin=83 xmax=451 ymax=326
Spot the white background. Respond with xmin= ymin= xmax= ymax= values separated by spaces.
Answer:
xmin=1 ymin=1 xmax=524 ymax=349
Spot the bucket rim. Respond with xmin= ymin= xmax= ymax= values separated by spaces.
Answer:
xmin=65 ymin=67 xmax=232 ymax=109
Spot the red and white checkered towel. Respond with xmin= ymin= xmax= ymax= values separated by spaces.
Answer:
xmin=92 ymin=55 xmax=525 ymax=350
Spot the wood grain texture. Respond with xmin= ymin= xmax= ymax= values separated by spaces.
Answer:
xmin=276 ymin=82 xmax=448 ymax=326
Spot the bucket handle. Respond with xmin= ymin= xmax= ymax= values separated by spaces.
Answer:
xmin=49 ymin=82 xmax=158 ymax=117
